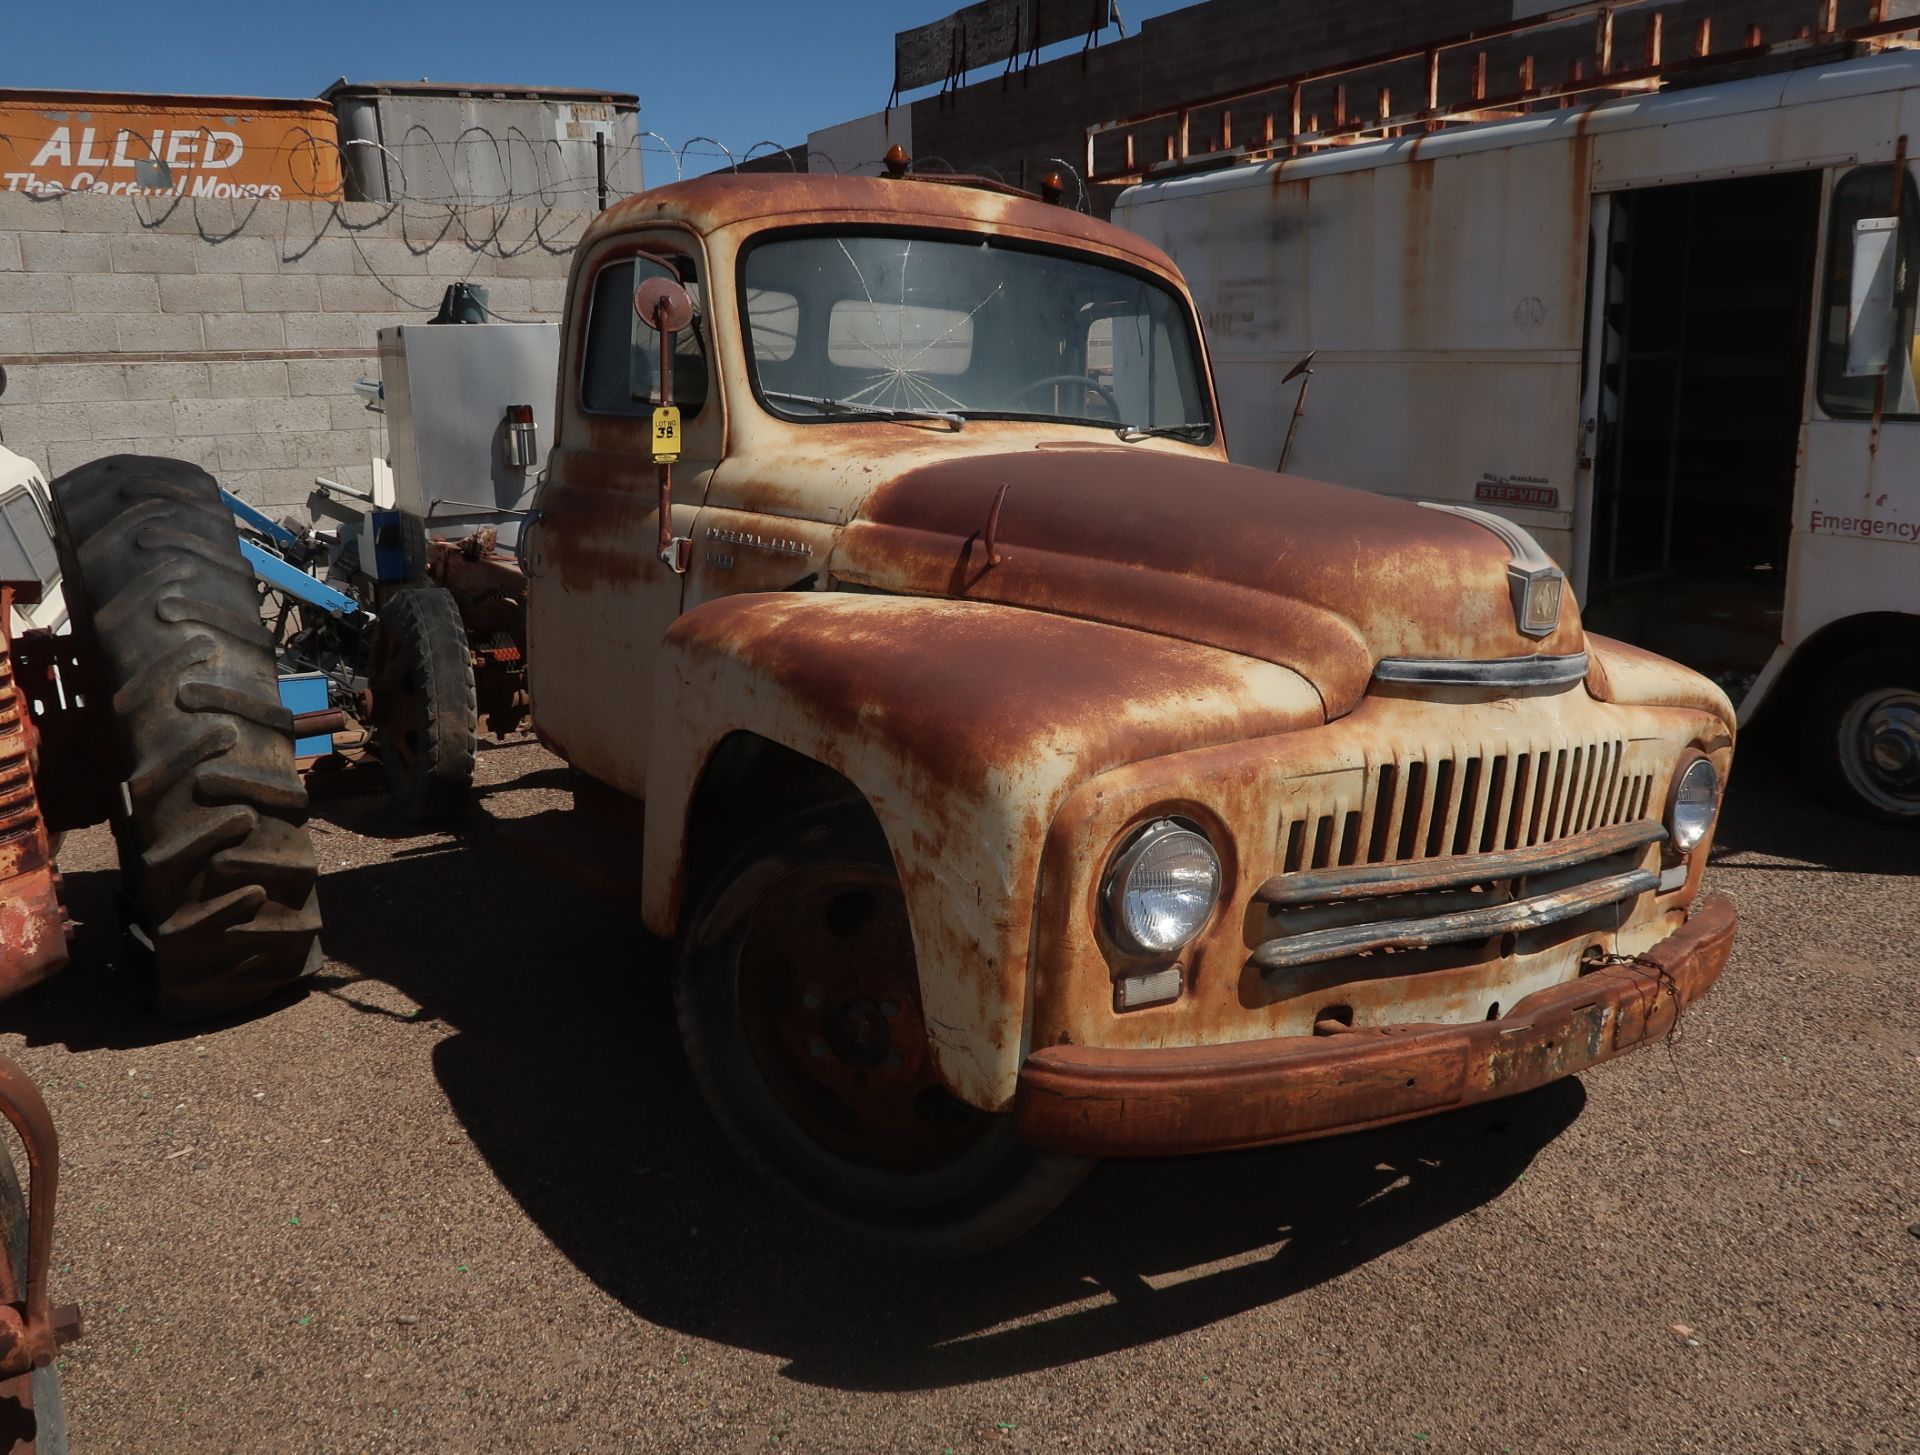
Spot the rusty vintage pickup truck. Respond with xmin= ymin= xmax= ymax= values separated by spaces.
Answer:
xmin=516 ymin=165 xmax=1738 ymax=1251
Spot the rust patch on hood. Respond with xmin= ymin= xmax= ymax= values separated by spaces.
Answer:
xmin=833 ymin=446 xmax=1586 ymax=719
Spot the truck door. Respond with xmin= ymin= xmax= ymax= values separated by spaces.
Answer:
xmin=524 ymin=235 xmax=718 ymax=799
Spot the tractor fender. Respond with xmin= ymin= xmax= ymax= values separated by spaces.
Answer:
xmin=643 ymin=591 xmax=1323 ymax=1111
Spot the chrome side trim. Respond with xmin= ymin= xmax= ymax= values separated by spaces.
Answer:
xmin=1374 ymin=652 xmax=1589 ymax=688
xmin=1252 ymin=866 xmax=1657 ymax=971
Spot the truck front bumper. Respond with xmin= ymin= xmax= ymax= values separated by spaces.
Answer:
xmin=1014 ymin=892 xmax=1735 ymax=1158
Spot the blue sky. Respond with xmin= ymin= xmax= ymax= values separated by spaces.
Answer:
xmin=4 ymin=0 xmax=1195 ymax=178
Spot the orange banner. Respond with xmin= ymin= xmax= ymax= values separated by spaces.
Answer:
xmin=0 ymin=94 xmax=343 ymax=200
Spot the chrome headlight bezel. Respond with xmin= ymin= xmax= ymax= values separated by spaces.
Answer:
xmin=1101 ymin=818 xmax=1223 ymax=958
xmin=1667 ymin=756 xmax=1720 ymax=854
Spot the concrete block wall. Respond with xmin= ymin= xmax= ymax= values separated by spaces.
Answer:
xmin=0 ymin=190 xmax=591 ymax=510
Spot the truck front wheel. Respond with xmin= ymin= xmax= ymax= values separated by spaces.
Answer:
xmin=1807 ymin=648 xmax=1920 ymax=824
xmin=677 ymin=811 xmax=1090 ymax=1256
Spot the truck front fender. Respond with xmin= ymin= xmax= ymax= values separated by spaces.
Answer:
xmin=644 ymin=592 xmax=1322 ymax=1111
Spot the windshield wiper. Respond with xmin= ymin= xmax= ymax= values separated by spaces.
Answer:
xmin=764 ymin=390 xmax=964 ymax=429
xmin=1116 ymin=421 xmax=1211 ymax=442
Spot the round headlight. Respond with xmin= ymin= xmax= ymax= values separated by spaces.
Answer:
xmin=1668 ymin=757 xmax=1719 ymax=854
xmin=1104 ymin=821 xmax=1222 ymax=956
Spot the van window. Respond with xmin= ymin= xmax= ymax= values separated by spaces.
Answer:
xmin=581 ymin=254 xmax=710 ymax=417
xmin=1818 ymin=166 xmax=1920 ymax=419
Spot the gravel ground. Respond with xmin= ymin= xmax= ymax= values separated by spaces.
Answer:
xmin=1 ymin=739 xmax=1914 ymax=1454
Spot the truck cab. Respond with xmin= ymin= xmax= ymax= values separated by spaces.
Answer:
xmin=522 ymin=170 xmax=1737 ymax=1250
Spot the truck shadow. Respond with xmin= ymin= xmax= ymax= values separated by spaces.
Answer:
xmin=1707 ymin=752 xmax=1920 ymax=876
xmin=308 ymin=818 xmax=1584 ymax=1392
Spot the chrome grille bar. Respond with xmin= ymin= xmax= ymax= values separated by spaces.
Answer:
xmin=1251 ymin=867 xmax=1659 ymax=972
xmin=1254 ymin=820 xmax=1666 ymax=907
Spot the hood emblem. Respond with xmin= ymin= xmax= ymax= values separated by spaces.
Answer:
xmin=1419 ymin=502 xmax=1565 ymax=639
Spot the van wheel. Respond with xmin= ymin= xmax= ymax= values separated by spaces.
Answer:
xmin=676 ymin=811 xmax=1091 ymax=1257
xmin=1807 ymin=648 xmax=1920 ymax=824
xmin=369 ymin=587 xmax=476 ymax=824
xmin=0 ymin=1134 xmax=67 ymax=1455
xmin=50 ymin=456 xmax=322 ymax=1018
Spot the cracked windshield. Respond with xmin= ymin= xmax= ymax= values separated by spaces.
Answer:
xmin=742 ymin=232 xmax=1212 ymax=433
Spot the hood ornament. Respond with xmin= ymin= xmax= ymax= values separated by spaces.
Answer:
xmin=1419 ymin=502 xmax=1565 ymax=639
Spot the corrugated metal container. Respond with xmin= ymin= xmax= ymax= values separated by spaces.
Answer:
xmin=0 ymin=89 xmax=342 ymax=199
xmin=323 ymin=81 xmax=641 ymax=208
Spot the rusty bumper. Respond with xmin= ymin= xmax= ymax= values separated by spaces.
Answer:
xmin=1014 ymin=892 xmax=1736 ymax=1158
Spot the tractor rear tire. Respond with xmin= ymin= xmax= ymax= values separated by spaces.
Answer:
xmin=370 ymin=586 xmax=477 ymax=825
xmin=50 ymin=455 xmax=321 ymax=1018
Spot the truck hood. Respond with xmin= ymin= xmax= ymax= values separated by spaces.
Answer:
xmin=830 ymin=444 xmax=1585 ymax=719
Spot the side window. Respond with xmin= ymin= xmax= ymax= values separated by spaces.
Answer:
xmin=581 ymin=254 xmax=710 ymax=417
xmin=1819 ymin=165 xmax=1920 ymax=419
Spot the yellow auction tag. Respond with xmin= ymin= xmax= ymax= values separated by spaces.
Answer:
xmin=651 ymin=405 xmax=682 ymax=463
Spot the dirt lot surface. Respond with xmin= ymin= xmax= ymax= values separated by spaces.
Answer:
xmin=2 ymin=741 xmax=1914 ymax=1454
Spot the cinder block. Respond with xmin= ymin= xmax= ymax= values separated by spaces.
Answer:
xmin=71 ymin=272 xmax=162 ymax=314
xmin=284 ymin=312 xmax=392 ymax=350
xmin=0 ymin=234 xmax=21 ymax=272
xmin=83 ymin=398 xmax=179 ymax=441
xmin=497 ymin=244 xmax=577 ymax=278
xmin=160 ymin=274 xmax=240 ymax=313
xmin=0 ymin=315 xmax=31 ymax=353
xmin=47 ymin=435 xmax=218 ymax=477
xmin=141 ymin=196 xmax=241 ymax=236
xmin=0 ymin=193 xmax=80 ymax=232
xmin=214 ymin=432 xmax=299 ymax=471
xmin=192 ymin=236 xmax=279 ymax=275
xmin=15 ymin=363 xmax=129 ymax=404
xmin=202 ymin=312 xmax=285 ymax=350
xmin=124 ymin=362 xmax=212 ymax=401
xmin=0 ymin=402 xmax=100 ymax=443
xmin=252 ymin=466 xmax=336 ymax=509
xmin=240 ymin=273 xmax=320 ymax=312
xmin=318 ymin=273 xmax=401 ymax=313
xmin=528 ymin=277 xmax=568 ymax=317
xmin=20 ymin=232 xmax=113 ymax=274
xmin=208 ymin=360 xmax=291 ymax=399
xmin=0 ymin=275 xmax=74 ymax=313
xmin=118 ymin=313 xmax=205 ymax=352
xmin=328 ymin=395 xmax=383 ymax=430
xmin=276 ymin=237 xmax=358 ymax=274
xmin=30 ymin=315 xmax=121 ymax=354
xmin=172 ymin=397 xmax=256 ymax=437
xmin=288 ymin=358 xmax=375 ymax=396
xmin=348 ymin=236 xmax=435 ymax=278
xmin=250 ymin=396 xmax=333 ymax=433
xmin=111 ymin=233 xmax=200 ymax=275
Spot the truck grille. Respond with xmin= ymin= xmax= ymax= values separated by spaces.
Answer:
xmin=1275 ymin=739 xmax=1657 ymax=876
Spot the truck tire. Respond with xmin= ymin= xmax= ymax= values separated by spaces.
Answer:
xmin=0 ymin=1132 xmax=69 ymax=1455
xmin=1805 ymin=647 xmax=1920 ymax=824
xmin=369 ymin=587 xmax=476 ymax=824
xmin=677 ymin=809 xmax=1091 ymax=1257
xmin=50 ymin=455 xmax=321 ymax=1018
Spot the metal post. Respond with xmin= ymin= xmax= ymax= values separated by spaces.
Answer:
xmin=595 ymin=132 xmax=608 ymax=211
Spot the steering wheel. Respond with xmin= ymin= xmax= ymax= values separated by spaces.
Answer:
xmin=1010 ymin=373 xmax=1122 ymax=420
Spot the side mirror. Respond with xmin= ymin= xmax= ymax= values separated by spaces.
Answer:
xmin=1846 ymin=215 xmax=1901 ymax=378
xmin=633 ymin=275 xmax=697 ymax=575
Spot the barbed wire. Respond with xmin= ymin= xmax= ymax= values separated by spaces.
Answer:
xmin=0 ymin=121 xmax=1097 ymax=328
